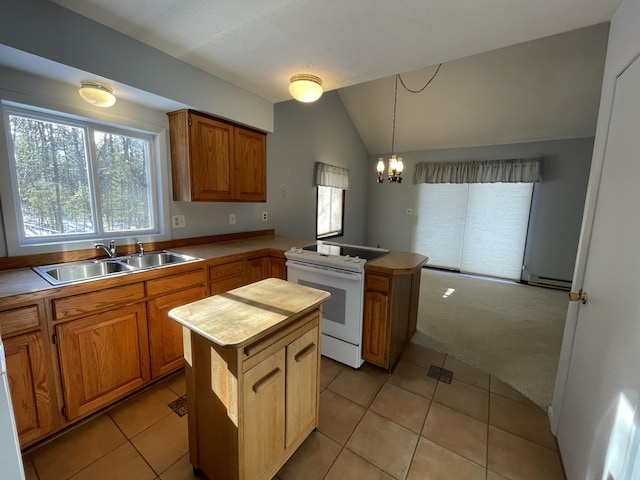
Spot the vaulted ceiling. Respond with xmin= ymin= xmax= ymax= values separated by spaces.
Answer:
xmin=43 ymin=1 xmax=620 ymax=152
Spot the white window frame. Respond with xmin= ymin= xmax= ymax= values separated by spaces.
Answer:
xmin=1 ymin=101 xmax=165 ymax=252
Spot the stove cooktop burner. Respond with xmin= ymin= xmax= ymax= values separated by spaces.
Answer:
xmin=302 ymin=243 xmax=388 ymax=261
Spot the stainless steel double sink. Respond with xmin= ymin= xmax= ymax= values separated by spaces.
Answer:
xmin=33 ymin=251 xmax=199 ymax=285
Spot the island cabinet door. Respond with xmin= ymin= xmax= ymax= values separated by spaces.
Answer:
xmin=56 ymin=303 xmax=150 ymax=421
xmin=362 ymin=290 xmax=390 ymax=368
xmin=242 ymin=348 xmax=285 ymax=480
xmin=285 ymin=326 xmax=319 ymax=447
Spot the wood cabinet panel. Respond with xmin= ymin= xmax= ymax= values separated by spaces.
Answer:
xmin=148 ymin=286 xmax=206 ymax=378
xmin=365 ymin=273 xmax=390 ymax=292
xmin=209 ymin=259 xmax=246 ymax=295
xmin=285 ymin=326 xmax=318 ymax=448
xmin=4 ymin=332 xmax=55 ymax=447
xmin=242 ymin=349 xmax=285 ymax=480
xmin=191 ymin=114 xmax=235 ymax=201
xmin=56 ymin=303 xmax=150 ymax=420
xmin=146 ymin=269 xmax=205 ymax=297
xmin=246 ymin=256 xmax=268 ymax=284
xmin=362 ymin=290 xmax=389 ymax=367
xmin=234 ymin=128 xmax=266 ymax=202
xmin=269 ymin=257 xmax=287 ymax=280
xmin=0 ymin=304 xmax=40 ymax=336
xmin=53 ymin=283 xmax=145 ymax=321
xmin=168 ymin=109 xmax=266 ymax=203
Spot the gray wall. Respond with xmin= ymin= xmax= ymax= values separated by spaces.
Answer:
xmin=365 ymin=138 xmax=593 ymax=281
xmin=268 ymin=92 xmax=369 ymax=245
xmin=0 ymin=0 xmax=272 ymax=132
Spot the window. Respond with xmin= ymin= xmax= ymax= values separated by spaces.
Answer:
xmin=4 ymin=105 xmax=158 ymax=245
xmin=412 ymin=182 xmax=534 ymax=280
xmin=314 ymin=162 xmax=349 ymax=240
xmin=316 ymin=185 xmax=344 ymax=239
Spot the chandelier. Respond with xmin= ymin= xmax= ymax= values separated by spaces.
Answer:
xmin=377 ymin=74 xmax=403 ymax=183
xmin=376 ymin=64 xmax=442 ymax=184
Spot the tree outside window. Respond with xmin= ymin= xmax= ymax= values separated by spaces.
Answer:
xmin=5 ymin=106 xmax=157 ymax=245
xmin=317 ymin=185 xmax=344 ymax=239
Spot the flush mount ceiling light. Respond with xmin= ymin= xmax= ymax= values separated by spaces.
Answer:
xmin=78 ymin=81 xmax=116 ymax=108
xmin=289 ymin=74 xmax=323 ymax=103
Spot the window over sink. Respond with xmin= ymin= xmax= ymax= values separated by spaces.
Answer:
xmin=3 ymin=103 xmax=161 ymax=246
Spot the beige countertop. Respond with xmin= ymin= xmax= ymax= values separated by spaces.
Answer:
xmin=169 ymin=277 xmax=330 ymax=347
xmin=0 ymin=234 xmax=427 ymax=301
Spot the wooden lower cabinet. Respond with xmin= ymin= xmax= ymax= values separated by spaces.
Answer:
xmin=185 ymin=315 xmax=320 ymax=480
xmin=56 ymin=303 xmax=150 ymax=421
xmin=245 ymin=256 xmax=268 ymax=284
xmin=4 ymin=332 xmax=55 ymax=447
xmin=362 ymin=270 xmax=418 ymax=371
xmin=362 ymin=289 xmax=389 ymax=367
xmin=148 ymin=286 xmax=206 ymax=379
xmin=209 ymin=259 xmax=246 ymax=295
xmin=269 ymin=256 xmax=287 ymax=280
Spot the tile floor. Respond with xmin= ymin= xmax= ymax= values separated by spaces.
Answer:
xmin=21 ymin=343 xmax=566 ymax=480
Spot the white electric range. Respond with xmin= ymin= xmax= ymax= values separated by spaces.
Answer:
xmin=285 ymin=241 xmax=388 ymax=368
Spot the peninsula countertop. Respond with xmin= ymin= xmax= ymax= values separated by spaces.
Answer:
xmin=168 ymin=277 xmax=330 ymax=348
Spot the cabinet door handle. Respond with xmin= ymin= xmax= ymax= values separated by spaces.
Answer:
xmin=252 ymin=367 xmax=281 ymax=393
xmin=294 ymin=343 xmax=316 ymax=363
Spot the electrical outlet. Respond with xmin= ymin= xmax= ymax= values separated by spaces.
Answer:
xmin=229 ymin=213 xmax=236 ymax=225
xmin=281 ymin=187 xmax=286 ymax=197
xmin=172 ymin=215 xmax=186 ymax=228
xmin=262 ymin=211 xmax=268 ymax=222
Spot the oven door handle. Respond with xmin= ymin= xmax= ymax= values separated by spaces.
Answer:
xmin=286 ymin=261 xmax=361 ymax=281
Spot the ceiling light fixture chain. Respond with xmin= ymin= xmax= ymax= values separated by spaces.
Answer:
xmin=397 ymin=63 xmax=442 ymax=93
xmin=377 ymin=63 xmax=442 ymax=184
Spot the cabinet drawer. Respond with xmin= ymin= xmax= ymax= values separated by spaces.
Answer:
xmin=209 ymin=260 xmax=244 ymax=280
xmin=0 ymin=304 xmax=40 ymax=337
xmin=242 ymin=310 xmax=319 ymax=372
xmin=366 ymin=273 xmax=391 ymax=293
xmin=146 ymin=269 xmax=205 ymax=297
xmin=53 ymin=283 xmax=145 ymax=321
xmin=209 ymin=276 xmax=246 ymax=296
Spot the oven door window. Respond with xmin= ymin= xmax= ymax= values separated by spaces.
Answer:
xmin=299 ymin=280 xmax=347 ymax=326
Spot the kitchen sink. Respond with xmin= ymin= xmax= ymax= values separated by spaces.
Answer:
xmin=33 ymin=250 xmax=199 ymax=285
xmin=119 ymin=251 xmax=189 ymax=269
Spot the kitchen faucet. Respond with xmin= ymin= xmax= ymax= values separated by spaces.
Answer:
xmin=137 ymin=242 xmax=145 ymax=256
xmin=95 ymin=240 xmax=116 ymax=258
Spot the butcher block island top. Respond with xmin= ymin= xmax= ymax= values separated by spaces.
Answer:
xmin=168 ymin=277 xmax=330 ymax=480
xmin=168 ymin=277 xmax=330 ymax=347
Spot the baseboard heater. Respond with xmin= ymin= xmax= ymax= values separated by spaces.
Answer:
xmin=527 ymin=274 xmax=571 ymax=291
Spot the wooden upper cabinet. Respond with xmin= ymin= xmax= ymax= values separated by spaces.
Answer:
xmin=190 ymin=114 xmax=234 ymax=201
xmin=235 ymin=127 xmax=266 ymax=201
xmin=168 ymin=109 xmax=266 ymax=202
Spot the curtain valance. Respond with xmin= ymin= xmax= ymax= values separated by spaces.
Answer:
xmin=315 ymin=162 xmax=350 ymax=190
xmin=413 ymin=157 xmax=541 ymax=184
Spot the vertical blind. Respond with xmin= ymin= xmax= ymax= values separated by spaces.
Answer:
xmin=412 ymin=158 xmax=540 ymax=281
xmin=412 ymin=183 xmax=534 ymax=280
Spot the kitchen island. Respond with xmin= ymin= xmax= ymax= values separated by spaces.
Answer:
xmin=168 ymin=278 xmax=330 ymax=480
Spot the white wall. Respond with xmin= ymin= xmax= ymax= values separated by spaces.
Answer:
xmin=552 ymin=0 xmax=640 ymax=477
xmin=0 ymin=0 xmax=272 ymax=132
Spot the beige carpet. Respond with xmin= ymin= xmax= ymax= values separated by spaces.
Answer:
xmin=412 ymin=268 xmax=568 ymax=409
